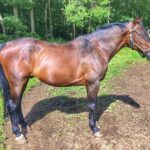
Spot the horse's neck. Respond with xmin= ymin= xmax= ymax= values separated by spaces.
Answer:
xmin=95 ymin=30 xmax=128 ymax=62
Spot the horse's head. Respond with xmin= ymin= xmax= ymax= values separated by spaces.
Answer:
xmin=128 ymin=17 xmax=150 ymax=60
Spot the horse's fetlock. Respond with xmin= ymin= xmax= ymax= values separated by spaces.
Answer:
xmin=88 ymin=103 xmax=96 ymax=110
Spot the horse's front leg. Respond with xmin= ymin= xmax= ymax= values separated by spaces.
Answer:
xmin=86 ymin=80 xmax=101 ymax=137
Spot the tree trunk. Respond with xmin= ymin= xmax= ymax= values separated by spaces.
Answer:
xmin=0 ymin=13 xmax=6 ymax=34
xmin=73 ymin=23 xmax=76 ymax=38
xmin=88 ymin=1 xmax=93 ymax=32
xmin=48 ymin=0 xmax=53 ymax=38
xmin=45 ymin=2 xmax=48 ymax=39
xmin=107 ymin=0 xmax=111 ymax=23
xmin=30 ymin=8 xmax=35 ymax=32
xmin=13 ymin=5 xmax=19 ymax=18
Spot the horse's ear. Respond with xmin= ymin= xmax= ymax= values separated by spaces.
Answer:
xmin=133 ymin=17 xmax=143 ymax=24
xmin=128 ymin=17 xmax=143 ymax=30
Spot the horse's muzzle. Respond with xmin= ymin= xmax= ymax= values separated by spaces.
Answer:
xmin=145 ymin=52 xmax=150 ymax=61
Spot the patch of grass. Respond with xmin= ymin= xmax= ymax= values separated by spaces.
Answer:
xmin=26 ymin=78 xmax=40 ymax=92
xmin=0 ymin=94 xmax=6 ymax=149
xmin=65 ymin=113 xmax=86 ymax=121
xmin=101 ymin=47 xmax=146 ymax=92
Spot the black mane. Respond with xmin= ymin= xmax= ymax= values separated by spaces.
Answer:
xmin=98 ymin=22 xmax=128 ymax=30
xmin=75 ymin=22 xmax=128 ymax=41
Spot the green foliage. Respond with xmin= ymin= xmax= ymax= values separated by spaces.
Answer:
xmin=23 ymin=32 xmax=42 ymax=39
xmin=65 ymin=1 xmax=88 ymax=27
xmin=0 ymin=34 xmax=14 ymax=42
xmin=89 ymin=6 xmax=109 ymax=28
xmin=0 ymin=0 xmax=22 ymax=6
xmin=1 ymin=0 xmax=34 ymax=8
xmin=64 ymin=0 xmax=109 ymax=32
xmin=3 ymin=15 xmax=27 ymax=36
xmin=1 ymin=0 xmax=150 ymax=39
xmin=48 ymin=37 xmax=65 ymax=43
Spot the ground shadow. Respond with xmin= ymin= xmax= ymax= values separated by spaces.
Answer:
xmin=24 ymin=94 xmax=140 ymax=126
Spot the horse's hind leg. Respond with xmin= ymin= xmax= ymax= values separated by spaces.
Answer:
xmin=6 ymin=99 xmax=26 ymax=144
xmin=16 ymin=80 xmax=29 ymax=128
xmin=7 ymin=80 xmax=28 ymax=144
xmin=17 ymin=84 xmax=31 ymax=136
xmin=17 ymin=100 xmax=27 ymax=128
xmin=86 ymin=80 xmax=101 ymax=137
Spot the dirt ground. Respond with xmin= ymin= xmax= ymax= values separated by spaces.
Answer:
xmin=4 ymin=62 xmax=150 ymax=150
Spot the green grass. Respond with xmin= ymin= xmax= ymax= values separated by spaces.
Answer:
xmin=25 ymin=78 xmax=40 ymax=92
xmin=101 ymin=47 xmax=146 ymax=91
xmin=0 ymin=47 xmax=147 ymax=149
xmin=0 ymin=93 xmax=5 ymax=149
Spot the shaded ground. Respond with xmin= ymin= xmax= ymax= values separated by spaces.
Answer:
xmin=4 ymin=62 xmax=150 ymax=150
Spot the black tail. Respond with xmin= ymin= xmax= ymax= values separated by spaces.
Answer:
xmin=0 ymin=44 xmax=11 ymax=118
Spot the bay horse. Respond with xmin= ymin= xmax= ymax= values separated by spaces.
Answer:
xmin=0 ymin=18 xmax=150 ymax=144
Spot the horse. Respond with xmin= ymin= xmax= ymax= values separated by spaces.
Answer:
xmin=0 ymin=18 xmax=150 ymax=144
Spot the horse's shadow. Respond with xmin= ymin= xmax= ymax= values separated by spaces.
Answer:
xmin=24 ymin=94 xmax=140 ymax=126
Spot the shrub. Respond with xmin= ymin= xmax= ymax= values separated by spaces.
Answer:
xmin=3 ymin=15 xmax=27 ymax=37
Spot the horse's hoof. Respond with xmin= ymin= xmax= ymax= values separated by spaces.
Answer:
xmin=15 ymin=134 xmax=27 ymax=144
xmin=94 ymin=131 xmax=102 ymax=138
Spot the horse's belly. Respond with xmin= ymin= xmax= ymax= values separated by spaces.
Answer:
xmin=33 ymin=66 xmax=85 ymax=86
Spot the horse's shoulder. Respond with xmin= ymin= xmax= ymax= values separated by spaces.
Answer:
xmin=73 ymin=37 xmax=94 ymax=55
